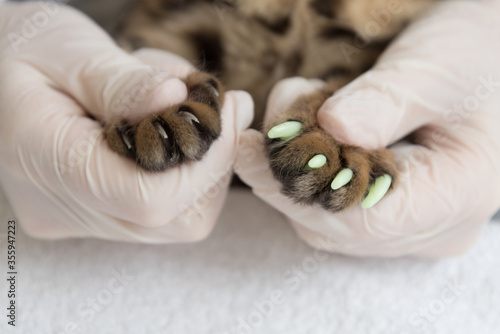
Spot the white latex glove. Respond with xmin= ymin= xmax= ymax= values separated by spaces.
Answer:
xmin=236 ymin=0 xmax=500 ymax=257
xmin=0 ymin=2 xmax=253 ymax=242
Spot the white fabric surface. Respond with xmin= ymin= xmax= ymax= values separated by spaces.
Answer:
xmin=0 ymin=186 xmax=499 ymax=334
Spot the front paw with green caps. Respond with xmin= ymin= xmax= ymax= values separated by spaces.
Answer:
xmin=264 ymin=117 xmax=398 ymax=212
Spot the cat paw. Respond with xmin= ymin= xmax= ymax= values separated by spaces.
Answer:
xmin=264 ymin=90 xmax=398 ymax=212
xmin=104 ymin=72 xmax=224 ymax=172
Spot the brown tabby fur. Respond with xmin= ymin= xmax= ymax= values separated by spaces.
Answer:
xmin=105 ymin=0 xmax=435 ymax=212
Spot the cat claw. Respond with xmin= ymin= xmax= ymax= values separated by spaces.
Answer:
xmin=179 ymin=110 xmax=200 ymax=125
xmin=210 ymin=85 xmax=220 ymax=97
xmin=267 ymin=121 xmax=302 ymax=139
xmin=361 ymin=174 xmax=392 ymax=209
xmin=119 ymin=131 xmax=133 ymax=150
xmin=153 ymin=121 xmax=169 ymax=139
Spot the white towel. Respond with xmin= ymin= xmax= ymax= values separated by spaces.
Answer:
xmin=1 ymin=187 xmax=499 ymax=334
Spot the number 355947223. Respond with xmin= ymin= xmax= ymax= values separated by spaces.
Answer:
xmin=7 ymin=220 xmax=16 ymax=271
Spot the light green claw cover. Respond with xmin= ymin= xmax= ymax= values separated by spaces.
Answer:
xmin=308 ymin=154 xmax=327 ymax=169
xmin=362 ymin=174 xmax=392 ymax=209
xmin=331 ymin=168 xmax=353 ymax=190
xmin=267 ymin=121 xmax=302 ymax=139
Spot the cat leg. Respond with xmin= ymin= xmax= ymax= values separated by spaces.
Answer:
xmin=264 ymin=82 xmax=398 ymax=212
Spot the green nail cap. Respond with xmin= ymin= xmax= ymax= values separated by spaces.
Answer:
xmin=267 ymin=121 xmax=302 ymax=139
xmin=331 ymin=168 xmax=353 ymax=190
xmin=308 ymin=154 xmax=327 ymax=169
xmin=362 ymin=174 xmax=392 ymax=209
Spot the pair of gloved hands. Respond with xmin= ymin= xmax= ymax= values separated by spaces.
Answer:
xmin=1 ymin=1 xmax=499 ymax=256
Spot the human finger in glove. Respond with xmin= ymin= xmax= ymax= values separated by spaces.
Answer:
xmin=235 ymin=0 xmax=500 ymax=257
xmin=0 ymin=2 xmax=253 ymax=242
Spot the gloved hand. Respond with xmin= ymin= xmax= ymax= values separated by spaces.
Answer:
xmin=0 ymin=2 xmax=253 ymax=242
xmin=235 ymin=0 xmax=500 ymax=257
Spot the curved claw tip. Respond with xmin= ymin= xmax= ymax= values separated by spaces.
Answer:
xmin=267 ymin=121 xmax=302 ymax=139
xmin=210 ymin=85 xmax=220 ymax=97
xmin=331 ymin=168 xmax=353 ymax=190
xmin=154 ymin=122 xmax=169 ymax=139
xmin=361 ymin=174 xmax=392 ymax=209
xmin=179 ymin=111 xmax=200 ymax=125
xmin=308 ymin=154 xmax=327 ymax=169
xmin=120 ymin=133 xmax=133 ymax=150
